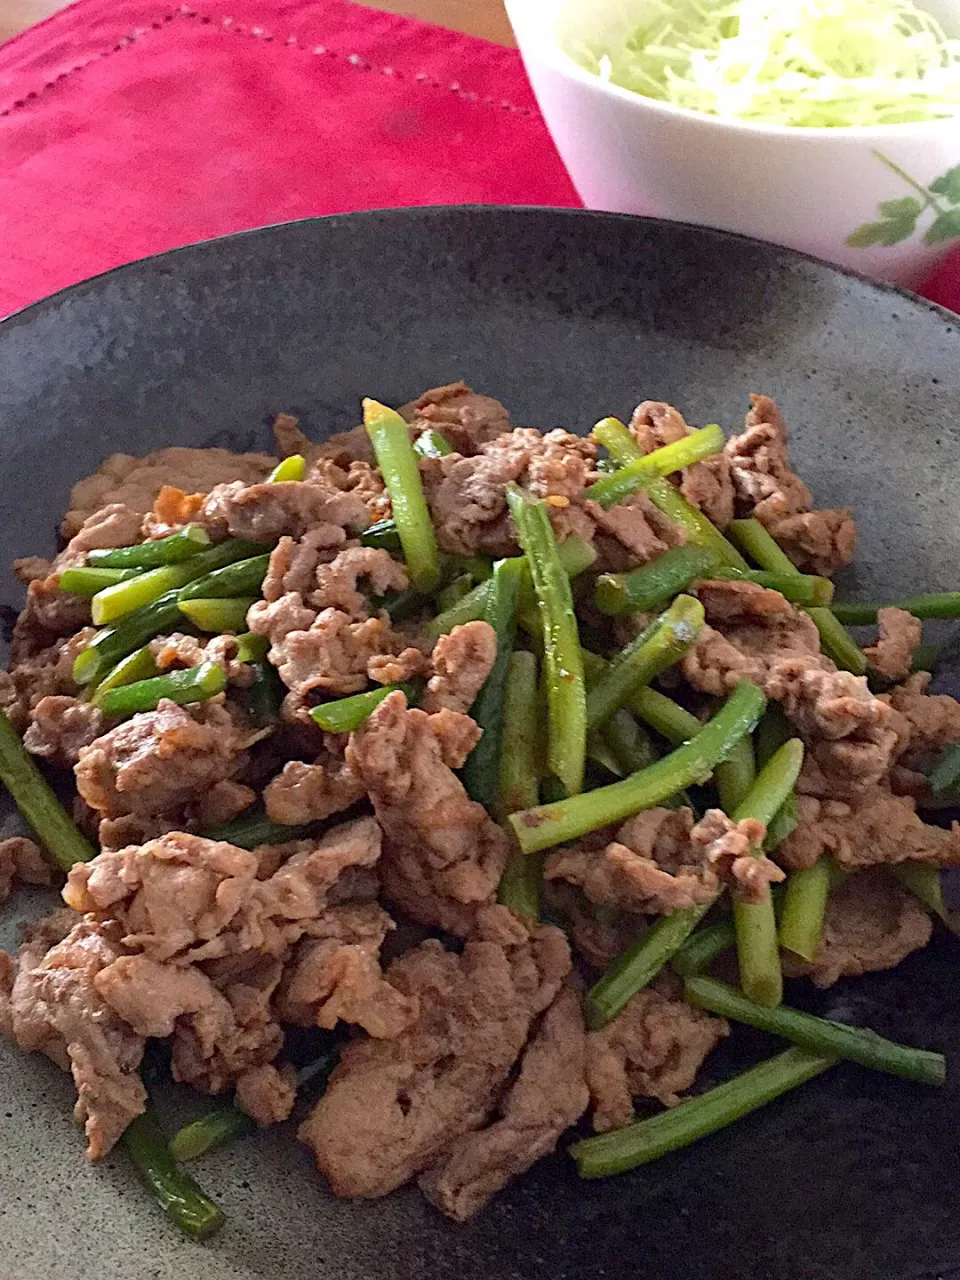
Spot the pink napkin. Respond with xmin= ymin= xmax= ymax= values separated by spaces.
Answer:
xmin=0 ymin=0 xmax=957 ymax=318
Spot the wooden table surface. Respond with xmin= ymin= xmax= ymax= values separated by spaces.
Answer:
xmin=0 ymin=0 xmax=514 ymax=45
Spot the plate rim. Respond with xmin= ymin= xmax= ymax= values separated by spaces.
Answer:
xmin=2 ymin=204 xmax=957 ymax=333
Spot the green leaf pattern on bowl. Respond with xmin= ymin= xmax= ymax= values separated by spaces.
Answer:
xmin=847 ymin=151 xmax=960 ymax=249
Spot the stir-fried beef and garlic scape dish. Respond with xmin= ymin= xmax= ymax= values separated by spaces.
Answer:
xmin=2 ymin=382 xmax=958 ymax=1234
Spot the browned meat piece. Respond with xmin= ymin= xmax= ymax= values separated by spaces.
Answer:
xmin=63 ymin=446 xmax=274 ymax=538
xmin=247 ymin=592 xmax=318 ymax=646
xmin=684 ymin=580 xmax=896 ymax=791
xmin=298 ymin=905 xmax=570 ymax=1198
xmin=64 ymin=831 xmax=261 ymax=962
xmin=368 ymin=646 xmax=430 ymax=685
xmin=263 ymin=749 xmax=364 ymax=825
xmin=629 ymin=400 xmax=735 ymax=528
xmin=48 ymin=503 xmax=146 ymax=572
xmin=541 ymin=880 xmax=646 ymax=970
xmin=201 ymin=477 xmax=368 ymax=543
xmin=4 ymin=627 xmax=96 ymax=728
xmin=1 ymin=916 xmax=146 ymax=1157
xmin=421 ymin=428 xmax=594 ymax=558
xmin=66 ymin=818 xmax=382 ymax=965
xmin=13 ymin=556 xmax=54 ymax=584
xmin=278 ymin=903 xmax=418 ymax=1038
xmin=74 ymin=699 xmax=247 ymax=818
xmin=546 ymin=807 xmax=780 ymax=914
xmin=22 ymin=695 xmax=105 ymax=769
xmin=192 ymin=779 xmax=257 ymax=829
xmin=319 ymin=459 xmax=391 ymax=523
xmin=421 ymin=438 xmax=529 ymax=557
xmin=419 ymin=983 xmax=589 ymax=1221
xmin=97 ymin=812 xmax=180 ymax=852
xmin=724 ymin=396 xmax=855 ymax=575
xmin=862 ymin=608 xmax=922 ymax=684
xmin=525 ymin=429 xmax=597 ymax=501
xmin=586 ymin=491 xmax=685 ymax=571
xmin=691 ymin=809 xmax=784 ymax=903
xmin=259 ymin=527 xmax=348 ymax=602
xmin=0 ymin=836 xmax=52 ymax=903
xmin=346 ymin=692 xmax=509 ymax=935
xmin=311 ymin=546 xmax=408 ymax=617
xmin=426 ymin=705 xmax=484 ymax=768
xmin=779 ymin=790 xmax=960 ymax=872
xmin=769 ymin=509 xmax=857 ymax=578
xmin=783 ymin=869 xmax=932 ymax=987
xmin=586 ymin=977 xmax=729 ymax=1131
xmin=234 ymin=1062 xmax=297 ymax=1127
xmin=270 ymin=609 xmax=403 ymax=698
xmin=421 ymin=621 xmax=497 ymax=714
xmin=885 ymin=672 xmax=960 ymax=753
xmin=545 ymin=808 xmax=721 ymax=915
xmin=10 ymin=577 xmax=92 ymax=661
xmin=273 ymin=411 xmax=313 ymax=460
xmin=725 ymin=394 xmax=813 ymax=522
xmin=407 ymin=382 xmax=511 ymax=456
xmin=94 ymin=947 xmax=287 ymax=1097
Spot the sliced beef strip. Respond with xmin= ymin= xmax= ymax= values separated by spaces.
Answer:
xmin=95 ymin=947 xmax=288 ymax=1099
xmin=420 ymin=621 xmax=497 ymax=715
xmin=778 ymin=790 xmax=960 ymax=872
xmin=541 ymin=880 xmax=647 ymax=970
xmin=234 ymin=1062 xmax=298 ymax=1127
xmin=191 ymin=779 xmax=257 ymax=830
xmin=346 ymin=692 xmax=509 ymax=935
xmin=863 ymin=608 xmax=922 ymax=684
xmin=63 ymin=446 xmax=274 ymax=538
xmin=263 ymin=746 xmax=364 ymax=825
xmin=277 ymin=902 xmax=419 ymax=1038
xmin=586 ymin=976 xmax=729 ymax=1132
xmin=691 ymin=809 xmax=784 ymax=903
xmin=406 ymin=382 xmax=512 ymax=456
xmin=200 ymin=476 xmax=369 ymax=544
xmin=64 ymin=831 xmax=262 ymax=962
xmin=419 ymin=982 xmax=589 ymax=1221
xmin=66 ymin=818 xmax=383 ymax=966
xmin=0 ymin=915 xmax=146 ymax=1158
xmin=629 ymin=400 xmax=735 ymax=528
xmin=74 ymin=699 xmax=249 ymax=819
xmin=683 ymin=580 xmax=897 ymax=791
xmin=273 ymin=415 xmax=389 ymax=521
xmin=269 ymin=609 xmax=405 ymax=699
xmin=259 ymin=528 xmax=350 ymax=602
xmin=23 ymin=695 xmax=106 ymax=769
xmin=545 ymin=808 xmax=719 ymax=915
xmin=10 ymin=581 xmax=92 ymax=662
xmin=782 ymin=868 xmax=932 ymax=988
xmin=0 ymin=836 xmax=52 ymax=904
xmin=4 ymin=627 xmax=95 ymax=729
xmin=421 ymin=428 xmax=595 ymax=558
xmin=884 ymin=671 xmax=960 ymax=754
xmin=585 ymin=491 xmax=686 ymax=572
xmin=311 ymin=384 xmax=510 ymax=469
xmin=545 ymin=806 xmax=780 ymax=915
xmin=310 ymin=547 xmax=408 ymax=617
xmin=724 ymin=395 xmax=855 ymax=576
xmin=297 ymin=905 xmax=570 ymax=1198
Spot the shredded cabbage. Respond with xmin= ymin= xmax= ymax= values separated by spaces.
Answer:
xmin=571 ymin=0 xmax=960 ymax=127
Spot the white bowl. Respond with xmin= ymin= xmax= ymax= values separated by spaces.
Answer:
xmin=506 ymin=0 xmax=960 ymax=286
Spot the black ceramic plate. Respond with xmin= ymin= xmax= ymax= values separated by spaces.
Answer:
xmin=1 ymin=208 xmax=959 ymax=1280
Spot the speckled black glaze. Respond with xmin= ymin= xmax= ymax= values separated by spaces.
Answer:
xmin=1 ymin=208 xmax=959 ymax=1280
